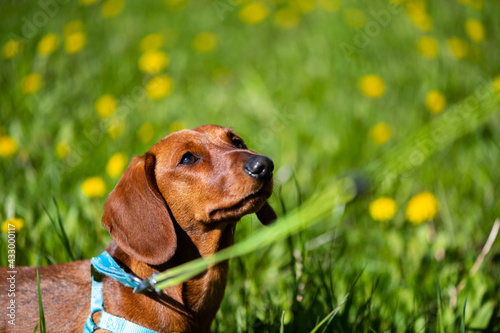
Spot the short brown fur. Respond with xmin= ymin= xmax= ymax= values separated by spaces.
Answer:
xmin=0 ymin=125 xmax=276 ymax=332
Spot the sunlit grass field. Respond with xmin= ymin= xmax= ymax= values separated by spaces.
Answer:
xmin=1 ymin=0 xmax=500 ymax=331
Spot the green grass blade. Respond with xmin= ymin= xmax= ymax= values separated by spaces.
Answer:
xmin=309 ymin=292 xmax=349 ymax=333
xmin=460 ymin=295 xmax=468 ymax=333
xmin=31 ymin=324 xmax=38 ymax=333
xmin=437 ymin=274 xmax=444 ymax=333
xmin=36 ymin=269 xmax=46 ymax=333
xmin=280 ymin=311 xmax=285 ymax=333
xmin=52 ymin=195 xmax=74 ymax=261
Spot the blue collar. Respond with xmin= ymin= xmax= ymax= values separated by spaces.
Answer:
xmin=83 ymin=251 xmax=159 ymax=333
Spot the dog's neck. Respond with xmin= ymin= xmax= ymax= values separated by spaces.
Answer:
xmin=105 ymin=221 xmax=237 ymax=332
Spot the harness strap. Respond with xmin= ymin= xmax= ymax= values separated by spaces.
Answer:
xmin=83 ymin=252 xmax=159 ymax=333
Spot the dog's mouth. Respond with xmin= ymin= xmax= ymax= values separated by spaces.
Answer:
xmin=208 ymin=184 xmax=272 ymax=222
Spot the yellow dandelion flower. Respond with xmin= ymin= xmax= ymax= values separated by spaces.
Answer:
xmin=55 ymin=142 xmax=70 ymax=159
xmin=138 ymin=50 xmax=169 ymax=74
xmin=275 ymin=7 xmax=301 ymax=29
xmin=37 ymin=33 xmax=59 ymax=56
xmin=169 ymin=120 xmax=186 ymax=133
xmin=140 ymin=33 xmax=164 ymax=52
xmin=317 ymin=0 xmax=341 ymax=12
xmin=65 ymin=32 xmax=86 ymax=54
xmin=192 ymin=32 xmax=217 ymax=53
xmin=406 ymin=192 xmax=439 ymax=225
xmin=425 ymin=90 xmax=446 ymax=114
xmin=81 ymin=177 xmax=106 ymax=198
xmin=108 ymin=118 xmax=125 ymax=139
xmin=369 ymin=197 xmax=397 ymax=222
xmin=417 ymin=36 xmax=439 ymax=58
xmin=106 ymin=152 xmax=128 ymax=178
xmin=465 ymin=0 xmax=483 ymax=10
xmin=359 ymin=75 xmax=385 ymax=98
xmin=101 ymin=0 xmax=124 ymax=17
xmin=95 ymin=94 xmax=118 ymax=119
xmin=292 ymin=0 xmax=315 ymax=13
xmin=370 ymin=122 xmax=391 ymax=145
xmin=493 ymin=76 xmax=500 ymax=99
xmin=1 ymin=218 xmax=24 ymax=233
xmin=406 ymin=2 xmax=432 ymax=31
xmin=22 ymin=73 xmax=42 ymax=95
xmin=138 ymin=123 xmax=155 ymax=143
xmin=465 ymin=19 xmax=485 ymax=43
xmin=146 ymin=75 xmax=173 ymax=100
xmin=63 ymin=20 xmax=84 ymax=37
xmin=0 ymin=135 xmax=18 ymax=157
xmin=447 ymin=37 xmax=468 ymax=59
xmin=165 ymin=0 xmax=189 ymax=11
xmin=343 ymin=8 xmax=366 ymax=29
xmin=3 ymin=39 xmax=21 ymax=59
xmin=239 ymin=2 xmax=269 ymax=25
xmin=80 ymin=0 xmax=99 ymax=5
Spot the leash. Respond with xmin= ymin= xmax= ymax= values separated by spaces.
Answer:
xmin=83 ymin=251 xmax=163 ymax=333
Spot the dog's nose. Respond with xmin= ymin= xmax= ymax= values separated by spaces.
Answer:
xmin=244 ymin=155 xmax=274 ymax=180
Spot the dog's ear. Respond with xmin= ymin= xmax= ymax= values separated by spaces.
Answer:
xmin=102 ymin=153 xmax=177 ymax=265
xmin=256 ymin=201 xmax=277 ymax=225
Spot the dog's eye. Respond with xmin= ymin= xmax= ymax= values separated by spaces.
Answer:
xmin=179 ymin=152 xmax=198 ymax=165
xmin=232 ymin=138 xmax=247 ymax=149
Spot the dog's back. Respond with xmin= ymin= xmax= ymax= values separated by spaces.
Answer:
xmin=0 ymin=260 xmax=91 ymax=332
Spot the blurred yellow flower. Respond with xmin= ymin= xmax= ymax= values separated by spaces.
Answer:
xmin=82 ymin=177 xmax=107 ymax=198
xmin=0 ymin=135 xmax=18 ymax=157
xmin=1 ymin=218 xmax=24 ymax=233
xmin=425 ymin=90 xmax=446 ymax=114
xmin=359 ymin=75 xmax=385 ymax=98
xmin=447 ymin=37 xmax=468 ymax=59
xmin=406 ymin=192 xmax=439 ymax=224
xmin=165 ymin=0 xmax=189 ymax=11
xmin=465 ymin=19 xmax=485 ymax=43
xmin=138 ymin=123 xmax=155 ymax=143
xmin=493 ymin=76 xmax=500 ymax=99
xmin=95 ymin=94 xmax=118 ymax=118
xmin=169 ymin=120 xmax=186 ymax=133
xmin=456 ymin=0 xmax=483 ymax=9
xmin=140 ymin=33 xmax=164 ymax=52
xmin=22 ymin=73 xmax=42 ymax=94
xmin=64 ymin=20 xmax=84 ymax=37
xmin=369 ymin=197 xmax=397 ymax=222
xmin=406 ymin=1 xmax=432 ymax=31
xmin=292 ymin=0 xmax=315 ymax=13
xmin=192 ymin=32 xmax=217 ymax=53
xmin=370 ymin=122 xmax=391 ymax=145
xmin=343 ymin=8 xmax=366 ymax=29
xmin=56 ymin=142 xmax=70 ymax=159
xmin=417 ymin=36 xmax=438 ymax=58
xmin=106 ymin=152 xmax=128 ymax=178
xmin=239 ymin=2 xmax=269 ymax=25
xmin=138 ymin=50 xmax=169 ymax=74
xmin=146 ymin=75 xmax=173 ymax=100
xmin=80 ymin=0 xmax=99 ymax=5
xmin=3 ymin=39 xmax=21 ymax=59
xmin=108 ymin=118 xmax=125 ymax=139
xmin=101 ymin=0 xmax=124 ymax=17
xmin=65 ymin=32 xmax=87 ymax=54
xmin=37 ymin=33 xmax=59 ymax=56
xmin=275 ymin=7 xmax=301 ymax=29
xmin=317 ymin=0 xmax=341 ymax=12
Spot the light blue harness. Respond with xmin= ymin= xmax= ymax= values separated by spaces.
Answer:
xmin=83 ymin=252 xmax=159 ymax=333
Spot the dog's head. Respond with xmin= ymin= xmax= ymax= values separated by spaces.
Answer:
xmin=102 ymin=124 xmax=276 ymax=265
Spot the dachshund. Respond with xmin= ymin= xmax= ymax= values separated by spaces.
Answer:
xmin=0 ymin=125 xmax=276 ymax=332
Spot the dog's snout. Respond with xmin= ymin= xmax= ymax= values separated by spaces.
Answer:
xmin=244 ymin=155 xmax=274 ymax=180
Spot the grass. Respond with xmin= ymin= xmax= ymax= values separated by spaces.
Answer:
xmin=1 ymin=0 xmax=500 ymax=332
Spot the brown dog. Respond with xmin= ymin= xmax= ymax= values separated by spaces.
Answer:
xmin=1 ymin=125 xmax=276 ymax=332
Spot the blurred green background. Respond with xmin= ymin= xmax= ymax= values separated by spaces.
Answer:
xmin=1 ymin=0 xmax=500 ymax=331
